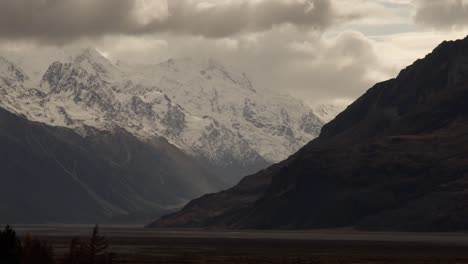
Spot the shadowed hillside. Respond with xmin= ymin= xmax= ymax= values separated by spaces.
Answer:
xmin=150 ymin=36 xmax=468 ymax=232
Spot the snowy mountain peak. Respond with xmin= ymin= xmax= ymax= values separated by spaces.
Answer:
xmin=0 ymin=50 xmax=325 ymax=183
xmin=159 ymin=57 xmax=215 ymax=73
xmin=71 ymin=48 xmax=121 ymax=81
xmin=151 ymin=57 xmax=256 ymax=93
xmin=313 ymin=103 xmax=347 ymax=123
xmin=130 ymin=57 xmax=322 ymax=162
xmin=74 ymin=47 xmax=107 ymax=64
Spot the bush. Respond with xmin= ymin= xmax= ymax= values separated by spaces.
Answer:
xmin=20 ymin=235 xmax=55 ymax=264
xmin=0 ymin=225 xmax=21 ymax=264
xmin=1 ymin=225 xmax=115 ymax=264
xmin=62 ymin=225 xmax=114 ymax=264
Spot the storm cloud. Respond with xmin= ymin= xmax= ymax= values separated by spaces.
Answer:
xmin=414 ymin=0 xmax=468 ymax=29
xmin=0 ymin=0 xmax=137 ymax=43
xmin=149 ymin=0 xmax=335 ymax=38
xmin=0 ymin=0 xmax=341 ymax=43
xmin=2 ymin=0 xmax=466 ymax=106
xmin=95 ymin=29 xmax=390 ymax=105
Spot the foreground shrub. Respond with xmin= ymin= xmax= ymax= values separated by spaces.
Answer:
xmin=21 ymin=235 xmax=55 ymax=264
xmin=1 ymin=225 xmax=115 ymax=264
xmin=0 ymin=225 xmax=21 ymax=264
xmin=62 ymin=225 xmax=114 ymax=264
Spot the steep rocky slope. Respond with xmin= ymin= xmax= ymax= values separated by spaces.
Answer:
xmin=1 ymin=50 xmax=323 ymax=184
xmin=150 ymin=36 xmax=468 ymax=232
xmin=0 ymin=48 xmax=325 ymax=223
xmin=0 ymin=57 xmax=225 ymax=223
xmin=0 ymin=107 xmax=225 ymax=223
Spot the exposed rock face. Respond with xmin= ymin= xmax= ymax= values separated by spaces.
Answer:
xmin=0 ymin=54 xmax=225 ymax=223
xmin=0 ymin=57 xmax=29 ymax=86
xmin=150 ymin=36 xmax=468 ymax=232
xmin=1 ymin=50 xmax=323 ymax=184
xmin=0 ymin=49 xmax=324 ymax=223
xmin=131 ymin=58 xmax=323 ymax=180
xmin=162 ymin=104 xmax=186 ymax=136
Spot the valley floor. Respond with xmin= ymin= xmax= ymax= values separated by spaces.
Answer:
xmin=10 ymin=225 xmax=468 ymax=263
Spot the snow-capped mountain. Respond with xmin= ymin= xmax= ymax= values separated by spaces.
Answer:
xmin=132 ymin=57 xmax=323 ymax=163
xmin=313 ymin=103 xmax=347 ymax=123
xmin=0 ymin=48 xmax=323 ymax=183
xmin=0 ymin=55 xmax=225 ymax=223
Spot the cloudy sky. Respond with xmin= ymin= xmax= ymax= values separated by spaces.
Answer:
xmin=1 ymin=0 xmax=468 ymax=106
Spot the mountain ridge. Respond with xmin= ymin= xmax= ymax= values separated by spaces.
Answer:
xmin=0 ymin=49 xmax=329 ymax=223
xmin=0 ymin=106 xmax=227 ymax=223
xmin=150 ymin=35 xmax=468 ymax=232
xmin=1 ymin=49 xmax=324 ymax=183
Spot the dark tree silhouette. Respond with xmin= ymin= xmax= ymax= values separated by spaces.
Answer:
xmin=86 ymin=225 xmax=109 ymax=261
xmin=63 ymin=237 xmax=86 ymax=264
xmin=0 ymin=225 xmax=114 ymax=264
xmin=0 ymin=225 xmax=21 ymax=264
xmin=62 ymin=225 xmax=114 ymax=264
xmin=20 ymin=235 xmax=55 ymax=264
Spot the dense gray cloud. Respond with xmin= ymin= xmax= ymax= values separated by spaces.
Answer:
xmin=149 ymin=0 xmax=334 ymax=38
xmin=1 ymin=26 xmax=390 ymax=105
xmin=249 ymin=30 xmax=389 ymax=104
xmin=414 ymin=0 xmax=468 ymax=29
xmin=97 ymin=29 xmax=389 ymax=105
xmin=0 ymin=0 xmax=342 ymax=43
xmin=0 ymin=0 xmax=137 ymax=43
xmin=0 ymin=0 xmax=415 ymax=106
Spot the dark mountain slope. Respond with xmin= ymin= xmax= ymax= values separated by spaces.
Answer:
xmin=150 ymin=36 xmax=468 ymax=231
xmin=0 ymin=108 xmax=223 ymax=224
